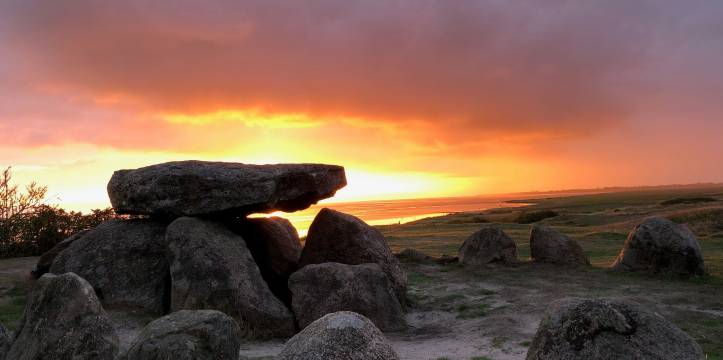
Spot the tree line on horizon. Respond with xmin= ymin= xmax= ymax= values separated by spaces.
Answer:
xmin=0 ymin=166 xmax=118 ymax=258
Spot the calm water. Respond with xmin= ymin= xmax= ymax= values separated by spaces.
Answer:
xmin=255 ymin=194 xmax=536 ymax=236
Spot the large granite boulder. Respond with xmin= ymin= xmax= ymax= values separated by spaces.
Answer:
xmin=459 ymin=225 xmax=517 ymax=265
xmin=526 ymin=298 xmax=704 ymax=360
xmin=530 ymin=225 xmax=590 ymax=266
xmin=6 ymin=273 xmax=119 ymax=360
xmin=50 ymin=219 xmax=169 ymax=314
xmin=123 ymin=310 xmax=242 ymax=360
xmin=611 ymin=217 xmax=705 ymax=276
xmin=166 ymin=217 xmax=295 ymax=339
xmin=289 ymin=263 xmax=406 ymax=331
xmin=0 ymin=322 xmax=10 ymax=359
xmin=108 ymin=161 xmax=346 ymax=217
xmin=299 ymin=208 xmax=407 ymax=304
xmin=31 ymin=230 xmax=89 ymax=279
xmin=278 ymin=311 xmax=400 ymax=360
xmin=232 ymin=217 xmax=302 ymax=304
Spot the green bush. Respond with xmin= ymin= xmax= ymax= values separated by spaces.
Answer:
xmin=0 ymin=166 xmax=119 ymax=258
xmin=0 ymin=206 xmax=117 ymax=258
xmin=660 ymin=197 xmax=717 ymax=206
xmin=515 ymin=210 xmax=559 ymax=224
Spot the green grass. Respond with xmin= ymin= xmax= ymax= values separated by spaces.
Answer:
xmin=381 ymin=185 xmax=723 ymax=276
xmin=471 ymin=357 xmax=493 ymax=360
xmin=0 ymin=286 xmax=28 ymax=330
xmin=515 ymin=210 xmax=559 ymax=224
xmin=456 ymin=303 xmax=490 ymax=319
xmin=660 ymin=197 xmax=718 ymax=206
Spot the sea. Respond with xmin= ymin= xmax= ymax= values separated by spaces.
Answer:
xmin=253 ymin=193 xmax=548 ymax=237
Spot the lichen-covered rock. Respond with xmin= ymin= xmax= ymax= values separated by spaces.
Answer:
xmin=108 ymin=161 xmax=346 ymax=217
xmin=299 ymin=208 xmax=407 ymax=304
xmin=459 ymin=225 xmax=517 ymax=265
xmin=232 ymin=217 xmax=302 ymax=304
xmin=166 ymin=217 xmax=295 ymax=339
xmin=526 ymin=298 xmax=704 ymax=360
xmin=31 ymin=230 xmax=88 ymax=279
xmin=6 ymin=273 xmax=119 ymax=360
xmin=123 ymin=310 xmax=241 ymax=360
xmin=289 ymin=263 xmax=406 ymax=331
xmin=278 ymin=311 xmax=400 ymax=360
xmin=530 ymin=224 xmax=589 ymax=266
xmin=50 ymin=219 xmax=169 ymax=314
xmin=0 ymin=322 xmax=10 ymax=359
xmin=612 ymin=217 xmax=705 ymax=276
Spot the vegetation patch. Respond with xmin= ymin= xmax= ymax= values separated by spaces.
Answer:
xmin=515 ymin=210 xmax=559 ymax=224
xmin=407 ymin=271 xmax=433 ymax=286
xmin=457 ymin=303 xmax=490 ymax=319
xmin=660 ymin=197 xmax=717 ymax=206
xmin=0 ymin=286 xmax=28 ymax=330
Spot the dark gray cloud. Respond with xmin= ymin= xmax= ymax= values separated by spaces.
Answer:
xmin=0 ymin=0 xmax=722 ymax=146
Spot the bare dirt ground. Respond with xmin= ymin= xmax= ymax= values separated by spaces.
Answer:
xmin=235 ymin=260 xmax=723 ymax=360
xmin=1 ymin=252 xmax=722 ymax=359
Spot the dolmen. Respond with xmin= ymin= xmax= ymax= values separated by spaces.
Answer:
xmin=30 ymin=160 xmax=407 ymax=348
xmin=526 ymin=298 xmax=704 ymax=360
xmin=612 ymin=217 xmax=705 ymax=276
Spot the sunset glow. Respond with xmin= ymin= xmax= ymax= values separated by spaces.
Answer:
xmin=1 ymin=1 xmax=722 ymax=213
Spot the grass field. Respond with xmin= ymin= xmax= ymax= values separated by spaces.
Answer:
xmin=378 ymin=185 xmax=723 ymax=358
xmin=1 ymin=186 xmax=722 ymax=359
xmin=379 ymin=185 xmax=723 ymax=276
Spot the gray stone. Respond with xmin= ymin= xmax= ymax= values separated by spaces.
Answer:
xmin=50 ymin=219 xmax=169 ymax=314
xmin=289 ymin=263 xmax=406 ymax=331
xmin=0 ymin=322 xmax=10 ymax=359
xmin=526 ymin=298 xmax=704 ymax=360
xmin=166 ymin=217 xmax=295 ymax=339
xmin=530 ymin=224 xmax=589 ymax=266
xmin=123 ymin=310 xmax=242 ymax=360
xmin=6 ymin=273 xmax=119 ymax=360
xmin=459 ymin=225 xmax=517 ymax=265
xmin=612 ymin=217 xmax=705 ymax=276
xmin=31 ymin=230 xmax=88 ymax=279
xmin=299 ymin=208 xmax=407 ymax=305
xmin=232 ymin=217 xmax=302 ymax=304
xmin=108 ymin=161 xmax=346 ymax=217
xmin=278 ymin=311 xmax=400 ymax=360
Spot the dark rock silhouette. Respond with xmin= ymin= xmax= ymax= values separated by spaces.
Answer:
xmin=530 ymin=224 xmax=589 ymax=266
xmin=0 ymin=322 xmax=9 ymax=359
xmin=289 ymin=262 xmax=406 ymax=331
xmin=526 ymin=298 xmax=704 ymax=360
xmin=108 ymin=161 xmax=346 ymax=217
xmin=612 ymin=217 xmax=705 ymax=276
xmin=299 ymin=208 xmax=407 ymax=305
xmin=123 ymin=310 xmax=242 ymax=360
xmin=278 ymin=311 xmax=400 ymax=360
xmin=6 ymin=273 xmax=119 ymax=360
xmin=165 ymin=217 xmax=295 ymax=339
xmin=232 ymin=216 xmax=302 ymax=305
xmin=31 ymin=230 xmax=88 ymax=279
xmin=459 ymin=225 xmax=517 ymax=265
xmin=50 ymin=220 xmax=169 ymax=314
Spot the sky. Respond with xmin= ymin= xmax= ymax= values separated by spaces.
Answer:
xmin=1 ymin=0 xmax=722 ymax=211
